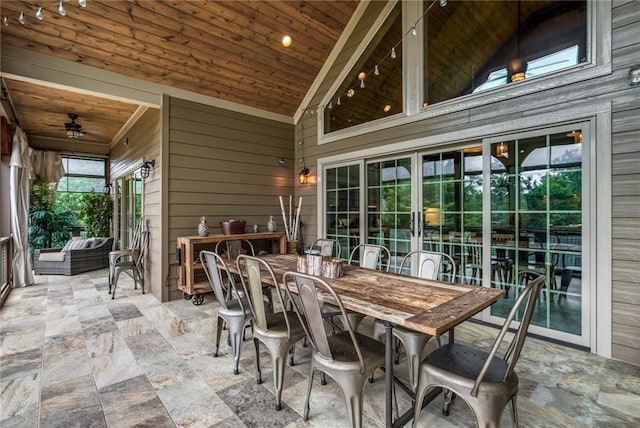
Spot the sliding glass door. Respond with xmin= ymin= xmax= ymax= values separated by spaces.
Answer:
xmin=113 ymin=172 xmax=143 ymax=250
xmin=322 ymin=122 xmax=588 ymax=345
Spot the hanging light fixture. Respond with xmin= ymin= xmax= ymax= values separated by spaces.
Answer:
xmin=78 ymin=0 xmax=87 ymax=8
xmin=58 ymin=1 xmax=66 ymax=16
xmin=496 ymin=142 xmax=508 ymax=157
xmin=508 ymin=0 xmax=527 ymax=83
xmin=65 ymin=113 xmax=83 ymax=139
xmin=390 ymin=46 xmax=397 ymax=60
xmin=298 ymin=167 xmax=310 ymax=185
xmin=36 ymin=7 xmax=44 ymax=20
xmin=140 ymin=160 xmax=155 ymax=179
xmin=18 ymin=11 xmax=26 ymax=24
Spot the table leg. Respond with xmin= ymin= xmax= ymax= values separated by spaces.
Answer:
xmin=385 ymin=320 xmax=394 ymax=428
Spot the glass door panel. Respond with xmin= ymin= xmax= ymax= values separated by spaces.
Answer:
xmin=366 ymin=158 xmax=412 ymax=273
xmin=421 ymin=145 xmax=483 ymax=283
xmin=325 ymin=164 xmax=361 ymax=260
xmin=489 ymin=129 xmax=583 ymax=337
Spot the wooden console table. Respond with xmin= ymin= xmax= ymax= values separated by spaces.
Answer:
xmin=176 ymin=232 xmax=286 ymax=304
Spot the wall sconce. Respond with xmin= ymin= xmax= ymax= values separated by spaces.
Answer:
xmin=103 ymin=183 xmax=112 ymax=194
xmin=298 ymin=167 xmax=310 ymax=185
xmin=629 ymin=65 xmax=640 ymax=86
xmin=140 ymin=159 xmax=155 ymax=179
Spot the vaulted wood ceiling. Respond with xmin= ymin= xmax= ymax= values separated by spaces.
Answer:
xmin=0 ymin=0 xmax=359 ymax=152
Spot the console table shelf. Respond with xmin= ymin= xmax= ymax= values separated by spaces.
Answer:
xmin=176 ymin=232 xmax=286 ymax=304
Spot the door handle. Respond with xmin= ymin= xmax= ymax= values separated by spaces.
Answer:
xmin=410 ymin=212 xmax=415 ymax=237
xmin=418 ymin=211 xmax=423 ymax=237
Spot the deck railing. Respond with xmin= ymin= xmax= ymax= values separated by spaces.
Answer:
xmin=0 ymin=236 xmax=11 ymax=307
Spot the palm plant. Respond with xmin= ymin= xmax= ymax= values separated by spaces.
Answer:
xmin=29 ymin=177 xmax=77 ymax=249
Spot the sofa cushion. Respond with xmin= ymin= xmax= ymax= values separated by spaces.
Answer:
xmin=63 ymin=238 xmax=87 ymax=251
xmin=87 ymin=238 xmax=106 ymax=248
xmin=39 ymin=252 xmax=66 ymax=262
xmin=62 ymin=238 xmax=94 ymax=251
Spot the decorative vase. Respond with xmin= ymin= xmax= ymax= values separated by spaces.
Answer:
xmin=197 ymin=216 xmax=210 ymax=236
xmin=267 ymin=216 xmax=276 ymax=232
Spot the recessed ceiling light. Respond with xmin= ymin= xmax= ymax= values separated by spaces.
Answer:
xmin=282 ymin=35 xmax=292 ymax=47
xmin=383 ymin=104 xmax=391 ymax=112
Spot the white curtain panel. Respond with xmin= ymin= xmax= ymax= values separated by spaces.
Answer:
xmin=30 ymin=149 xmax=66 ymax=184
xmin=9 ymin=126 xmax=35 ymax=287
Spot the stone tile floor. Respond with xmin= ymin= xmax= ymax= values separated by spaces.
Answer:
xmin=1 ymin=269 xmax=638 ymax=427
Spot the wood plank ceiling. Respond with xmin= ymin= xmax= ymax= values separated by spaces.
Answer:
xmin=0 ymin=0 xmax=359 ymax=152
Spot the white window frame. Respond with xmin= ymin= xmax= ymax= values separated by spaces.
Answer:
xmin=317 ymin=0 xmax=610 ymax=146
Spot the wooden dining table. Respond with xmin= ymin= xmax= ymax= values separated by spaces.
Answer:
xmin=226 ymin=253 xmax=504 ymax=427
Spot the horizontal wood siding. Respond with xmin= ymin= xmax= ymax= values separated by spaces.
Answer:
xmin=610 ymin=0 xmax=640 ymax=366
xmin=110 ymin=108 xmax=162 ymax=302
xmin=298 ymin=1 xmax=640 ymax=364
xmin=167 ymin=97 xmax=294 ymax=300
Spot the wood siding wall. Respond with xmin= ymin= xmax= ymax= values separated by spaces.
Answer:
xmin=110 ymin=108 xmax=162 ymax=302
xmin=166 ymin=97 xmax=294 ymax=300
xmin=297 ymin=0 xmax=640 ymax=364
xmin=610 ymin=0 xmax=640 ymax=365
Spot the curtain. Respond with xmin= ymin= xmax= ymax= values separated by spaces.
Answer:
xmin=9 ymin=126 xmax=35 ymax=287
xmin=30 ymin=150 xmax=66 ymax=184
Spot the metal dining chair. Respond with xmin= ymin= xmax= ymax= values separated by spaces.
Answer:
xmin=310 ymin=238 xmax=342 ymax=259
xmin=283 ymin=271 xmax=386 ymax=428
xmin=109 ymin=230 xmax=149 ymax=299
xmin=215 ymin=239 xmax=255 ymax=259
xmin=324 ymin=243 xmax=391 ymax=332
xmin=108 ymin=219 xmax=143 ymax=289
xmin=236 ymin=255 xmax=306 ymax=411
xmin=216 ymin=240 xmax=275 ymax=306
xmin=371 ymin=250 xmax=456 ymax=391
xmin=412 ymin=274 xmax=545 ymax=427
xmin=347 ymin=243 xmax=390 ymax=272
xmin=200 ymin=250 xmax=253 ymax=375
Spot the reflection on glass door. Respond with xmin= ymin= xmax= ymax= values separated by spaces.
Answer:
xmin=114 ymin=172 xmax=143 ymax=250
xmin=325 ymin=164 xmax=360 ymax=259
xmin=489 ymin=128 xmax=583 ymax=337
xmin=367 ymin=157 xmax=412 ymax=273
xmin=421 ymin=145 xmax=483 ymax=283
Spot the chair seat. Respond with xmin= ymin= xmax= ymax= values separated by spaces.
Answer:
xmin=221 ymin=298 xmax=253 ymax=318
xmin=424 ymin=343 xmax=517 ymax=393
xmin=255 ymin=311 xmax=306 ymax=339
xmin=327 ymin=331 xmax=386 ymax=365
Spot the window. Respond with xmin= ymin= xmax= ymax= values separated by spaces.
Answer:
xmin=55 ymin=156 xmax=109 ymax=233
xmin=323 ymin=2 xmax=403 ymax=133
xmin=57 ymin=156 xmax=107 ymax=193
xmin=424 ymin=1 xmax=587 ymax=105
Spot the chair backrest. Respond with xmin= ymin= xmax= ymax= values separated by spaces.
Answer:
xmin=399 ymin=250 xmax=456 ymax=282
xmin=215 ymin=239 xmax=255 ymax=260
xmin=199 ymin=250 xmax=237 ymax=310
xmin=133 ymin=230 xmax=149 ymax=269
xmin=471 ymin=274 xmax=545 ymax=396
xmin=348 ymin=244 xmax=390 ymax=272
xmin=283 ymin=271 xmax=366 ymax=373
xmin=236 ymin=255 xmax=291 ymax=334
xmin=310 ymin=239 xmax=342 ymax=259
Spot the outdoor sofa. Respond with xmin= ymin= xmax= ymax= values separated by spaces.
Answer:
xmin=33 ymin=237 xmax=114 ymax=276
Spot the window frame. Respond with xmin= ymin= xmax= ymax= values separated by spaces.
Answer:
xmin=318 ymin=0 xmax=609 ymax=145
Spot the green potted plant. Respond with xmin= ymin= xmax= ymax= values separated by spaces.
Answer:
xmin=80 ymin=191 xmax=113 ymax=237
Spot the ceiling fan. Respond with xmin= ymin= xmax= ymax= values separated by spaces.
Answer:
xmin=64 ymin=113 xmax=84 ymax=139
